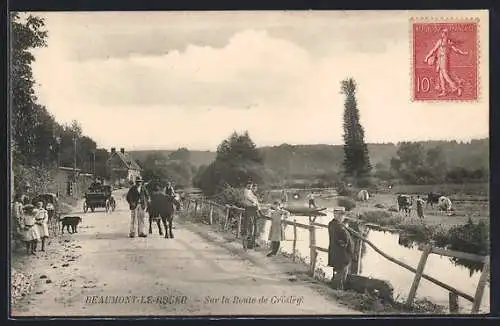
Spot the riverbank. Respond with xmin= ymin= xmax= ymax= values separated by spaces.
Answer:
xmin=183 ymin=212 xmax=446 ymax=314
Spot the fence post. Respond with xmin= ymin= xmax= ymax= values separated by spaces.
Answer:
xmin=194 ymin=200 xmax=198 ymax=217
xmin=449 ymin=292 xmax=459 ymax=313
xmin=236 ymin=211 xmax=242 ymax=239
xmin=406 ymin=243 xmax=432 ymax=307
xmin=292 ymin=218 xmax=297 ymax=262
xmin=209 ymin=203 xmax=214 ymax=225
xmin=309 ymin=223 xmax=317 ymax=276
xmin=471 ymin=257 xmax=490 ymax=313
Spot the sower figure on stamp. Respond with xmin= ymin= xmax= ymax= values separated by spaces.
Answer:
xmin=424 ymin=28 xmax=469 ymax=97
xmin=126 ymin=177 xmax=150 ymax=238
xmin=328 ymin=207 xmax=354 ymax=290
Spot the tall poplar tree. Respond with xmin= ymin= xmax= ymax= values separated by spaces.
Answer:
xmin=341 ymin=78 xmax=372 ymax=180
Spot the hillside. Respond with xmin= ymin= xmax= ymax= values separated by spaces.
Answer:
xmin=129 ymin=138 xmax=489 ymax=176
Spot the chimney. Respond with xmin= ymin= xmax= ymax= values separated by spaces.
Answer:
xmin=111 ymin=147 xmax=116 ymax=154
xmin=120 ymin=148 xmax=125 ymax=154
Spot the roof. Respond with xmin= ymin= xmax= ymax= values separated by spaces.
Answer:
xmin=108 ymin=151 xmax=142 ymax=171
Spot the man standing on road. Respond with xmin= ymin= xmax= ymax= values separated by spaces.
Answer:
xmin=416 ymin=195 xmax=425 ymax=219
xmin=243 ymin=181 xmax=260 ymax=249
xmin=126 ymin=177 xmax=150 ymax=238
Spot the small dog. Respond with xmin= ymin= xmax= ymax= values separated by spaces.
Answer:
xmin=60 ymin=216 xmax=82 ymax=234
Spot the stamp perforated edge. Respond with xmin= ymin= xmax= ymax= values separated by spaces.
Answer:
xmin=409 ymin=17 xmax=481 ymax=103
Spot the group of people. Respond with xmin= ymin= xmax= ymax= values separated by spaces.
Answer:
xmin=246 ymin=183 xmax=354 ymax=289
xmin=125 ymin=177 xmax=181 ymax=238
xmin=11 ymin=186 xmax=50 ymax=255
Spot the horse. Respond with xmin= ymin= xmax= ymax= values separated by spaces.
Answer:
xmin=147 ymin=189 xmax=179 ymax=239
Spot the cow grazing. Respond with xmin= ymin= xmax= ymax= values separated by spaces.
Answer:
xmin=397 ymin=195 xmax=413 ymax=217
xmin=426 ymin=192 xmax=443 ymax=208
xmin=356 ymin=189 xmax=370 ymax=202
xmin=437 ymin=196 xmax=453 ymax=215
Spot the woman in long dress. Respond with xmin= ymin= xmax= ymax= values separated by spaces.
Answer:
xmin=22 ymin=204 xmax=40 ymax=255
xmin=267 ymin=201 xmax=290 ymax=257
xmin=12 ymin=194 xmax=25 ymax=248
xmin=35 ymin=201 xmax=50 ymax=251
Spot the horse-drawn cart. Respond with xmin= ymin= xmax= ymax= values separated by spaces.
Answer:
xmin=83 ymin=184 xmax=116 ymax=213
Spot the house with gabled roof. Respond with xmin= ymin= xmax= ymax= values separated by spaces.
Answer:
xmin=106 ymin=147 xmax=142 ymax=185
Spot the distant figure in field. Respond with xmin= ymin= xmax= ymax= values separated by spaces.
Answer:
xmin=307 ymin=192 xmax=317 ymax=208
xmin=280 ymin=189 xmax=288 ymax=206
xmin=416 ymin=196 xmax=425 ymax=219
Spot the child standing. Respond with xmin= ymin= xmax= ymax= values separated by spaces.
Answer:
xmin=267 ymin=201 xmax=290 ymax=257
xmin=35 ymin=201 xmax=50 ymax=251
xmin=22 ymin=204 xmax=40 ymax=255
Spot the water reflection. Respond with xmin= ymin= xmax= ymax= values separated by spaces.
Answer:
xmin=255 ymin=212 xmax=490 ymax=313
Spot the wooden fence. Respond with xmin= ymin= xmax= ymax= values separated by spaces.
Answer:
xmin=183 ymin=197 xmax=489 ymax=314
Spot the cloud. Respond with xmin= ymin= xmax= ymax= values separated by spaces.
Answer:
xmin=30 ymin=11 xmax=489 ymax=150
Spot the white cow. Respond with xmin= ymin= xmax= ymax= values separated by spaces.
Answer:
xmin=356 ymin=189 xmax=370 ymax=201
xmin=437 ymin=196 xmax=453 ymax=215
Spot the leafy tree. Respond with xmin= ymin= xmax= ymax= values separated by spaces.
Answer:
xmin=341 ymin=78 xmax=372 ymax=181
xmin=11 ymin=13 xmax=48 ymax=165
xmin=194 ymin=131 xmax=266 ymax=196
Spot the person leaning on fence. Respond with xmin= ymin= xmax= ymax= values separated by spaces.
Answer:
xmin=22 ymin=204 xmax=41 ymax=255
xmin=35 ymin=201 xmax=50 ymax=251
xmin=243 ymin=181 xmax=260 ymax=249
xmin=126 ymin=177 xmax=150 ymax=238
xmin=267 ymin=201 xmax=290 ymax=257
xmin=328 ymin=207 xmax=354 ymax=290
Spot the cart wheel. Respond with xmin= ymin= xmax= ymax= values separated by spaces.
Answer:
xmin=83 ymin=201 xmax=88 ymax=213
xmin=111 ymin=199 xmax=116 ymax=212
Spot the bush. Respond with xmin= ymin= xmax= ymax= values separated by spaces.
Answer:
xmin=359 ymin=210 xmax=401 ymax=226
xmin=337 ymin=197 xmax=356 ymax=211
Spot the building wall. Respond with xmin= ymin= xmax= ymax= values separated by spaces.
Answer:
xmin=127 ymin=169 xmax=141 ymax=183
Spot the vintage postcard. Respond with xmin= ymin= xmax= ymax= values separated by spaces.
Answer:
xmin=9 ymin=10 xmax=489 ymax=317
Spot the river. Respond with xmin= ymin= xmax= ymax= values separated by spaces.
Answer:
xmin=257 ymin=210 xmax=490 ymax=314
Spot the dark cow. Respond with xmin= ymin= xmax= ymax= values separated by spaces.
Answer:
xmin=397 ymin=194 xmax=413 ymax=217
xmin=147 ymin=188 xmax=180 ymax=239
xmin=426 ymin=192 xmax=443 ymax=208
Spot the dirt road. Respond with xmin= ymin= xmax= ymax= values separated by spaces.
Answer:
xmin=12 ymin=189 xmax=361 ymax=316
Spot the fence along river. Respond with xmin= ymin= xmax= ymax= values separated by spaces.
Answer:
xmin=186 ymin=199 xmax=490 ymax=314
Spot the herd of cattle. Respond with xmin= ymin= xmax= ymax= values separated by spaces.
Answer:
xmin=355 ymin=190 xmax=454 ymax=217
xmin=396 ymin=192 xmax=453 ymax=217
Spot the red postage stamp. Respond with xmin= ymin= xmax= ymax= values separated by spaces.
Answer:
xmin=412 ymin=20 xmax=478 ymax=101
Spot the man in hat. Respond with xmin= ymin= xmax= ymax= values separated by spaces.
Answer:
xmin=126 ymin=177 xmax=150 ymax=238
xmin=243 ymin=181 xmax=260 ymax=249
xmin=327 ymin=207 xmax=354 ymax=290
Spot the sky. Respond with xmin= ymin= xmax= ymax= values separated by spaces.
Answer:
xmin=28 ymin=10 xmax=489 ymax=151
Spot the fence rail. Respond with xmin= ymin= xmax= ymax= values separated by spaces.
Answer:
xmin=183 ymin=197 xmax=489 ymax=314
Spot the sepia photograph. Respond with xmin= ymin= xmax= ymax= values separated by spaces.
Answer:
xmin=9 ymin=10 xmax=490 ymax=317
